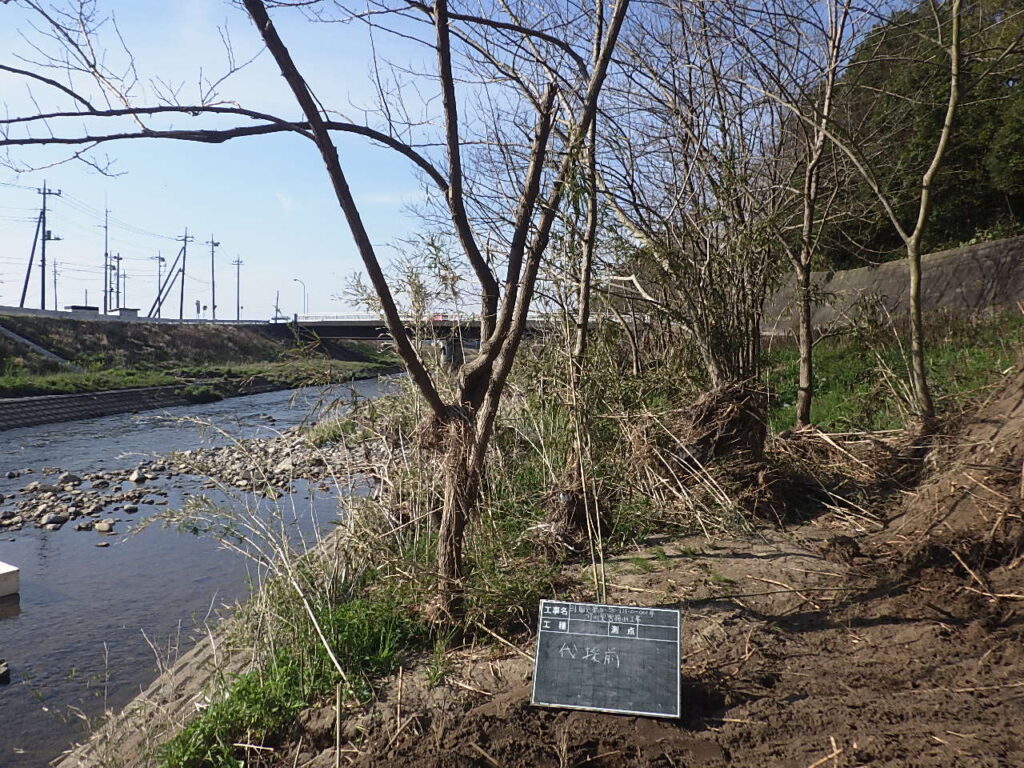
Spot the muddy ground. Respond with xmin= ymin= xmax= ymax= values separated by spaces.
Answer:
xmin=273 ymin=371 xmax=1024 ymax=768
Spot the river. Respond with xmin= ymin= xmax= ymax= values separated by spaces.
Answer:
xmin=0 ymin=378 xmax=388 ymax=767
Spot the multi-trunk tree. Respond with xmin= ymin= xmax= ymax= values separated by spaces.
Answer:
xmin=1 ymin=0 xmax=630 ymax=612
xmin=598 ymin=0 xmax=785 ymax=390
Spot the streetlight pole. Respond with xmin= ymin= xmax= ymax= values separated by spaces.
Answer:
xmin=293 ymin=278 xmax=307 ymax=315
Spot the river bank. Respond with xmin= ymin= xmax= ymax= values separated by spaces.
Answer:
xmin=0 ymin=311 xmax=396 ymax=402
xmin=0 ymin=360 xmax=398 ymax=431
xmin=0 ymin=379 xmax=390 ymax=768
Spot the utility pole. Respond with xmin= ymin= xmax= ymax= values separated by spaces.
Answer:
xmin=177 ymin=228 xmax=193 ymax=320
xmin=113 ymin=252 xmax=123 ymax=309
xmin=206 ymin=235 xmax=220 ymax=320
xmin=19 ymin=211 xmax=43 ymax=308
xmin=107 ymin=263 xmax=117 ymax=310
xmin=101 ymin=206 xmax=109 ymax=313
xmin=52 ymin=260 xmax=59 ymax=310
xmin=120 ymin=269 xmax=128 ymax=307
xmin=232 ymin=257 xmax=243 ymax=321
xmin=151 ymin=252 xmax=165 ymax=317
xmin=38 ymin=181 xmax=62 ymax=310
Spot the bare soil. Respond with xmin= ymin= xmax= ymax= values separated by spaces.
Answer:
xmin=277 ymin=370 xmax=1024 ymax=768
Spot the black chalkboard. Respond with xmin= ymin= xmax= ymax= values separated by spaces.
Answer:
xmin=531 ymin=600 xmax=681 ymax=718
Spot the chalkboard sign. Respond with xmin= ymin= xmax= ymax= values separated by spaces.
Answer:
xmin=531 ymin=600 xmax=681 ymax=718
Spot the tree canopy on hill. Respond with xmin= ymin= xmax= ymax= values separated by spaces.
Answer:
xmin=823 ymin=0 xmax=1024 ymax=268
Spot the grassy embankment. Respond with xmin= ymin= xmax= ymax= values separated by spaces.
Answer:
xmin=764 ymin=307 xmax=1024 ymax=431
xmin=0 ymin=315 xmax=395 ymax=398
xmin=153 ymin=307 xmax=1022 ymax=767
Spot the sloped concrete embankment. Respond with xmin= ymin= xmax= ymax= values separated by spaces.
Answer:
xmin=765 ymin=235 xmax=1024 ymax=333
xmin=0 ymin=380 xmax=303 ymax=432
xmin=0 ymin=387 xmax=192 ymax=432
xmin=53 ymin=618 xmax=256 ymax=768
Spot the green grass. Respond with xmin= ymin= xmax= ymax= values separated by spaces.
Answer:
xmin=158 ymin=597 xmax=426 ymax=768
xmin=628 ymin=555 xmax=656 ymax=573
xmin=0 ymin=368 xmax=175 ymax=397
xmin=765 ymin=309 xmax=1024 ymax=432
xmin=0 ymin=359 xmax=389 ymax=398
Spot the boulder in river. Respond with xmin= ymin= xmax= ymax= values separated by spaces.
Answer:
xmin=40 ymin=512 xmax=69 ymax=526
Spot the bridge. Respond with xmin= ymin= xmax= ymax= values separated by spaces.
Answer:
xmin=0 ymin=305 xmax=558 ymax=343
xmin=293 ymin=313 xmax=555 ymax=341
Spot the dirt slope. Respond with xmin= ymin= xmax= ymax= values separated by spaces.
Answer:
xmin=274 ymin=370 xmax=1024 ymax=768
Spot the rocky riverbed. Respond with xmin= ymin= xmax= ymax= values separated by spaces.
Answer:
xmin=0 ymin=464 xmax=171 ymax=536
xmin=0 ymin=419 xmax=373 ymax=536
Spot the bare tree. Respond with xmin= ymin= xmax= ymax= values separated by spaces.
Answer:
xmin=1 ymin=0 xmax=630 ymax=612
xmin=733 ymin=0 xmax=859 ymax=427
xmin=598 ymin=0 xmax=786 ymax=390
xmin=839 ymin=0 xmax=964 ymax=423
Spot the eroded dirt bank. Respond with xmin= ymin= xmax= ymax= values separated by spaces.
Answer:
xmin=275 ymin=372 xmax=1024 ymax=768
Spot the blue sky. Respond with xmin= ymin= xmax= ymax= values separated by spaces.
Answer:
xmin=0 ymin=0 xmax=435 ymax=319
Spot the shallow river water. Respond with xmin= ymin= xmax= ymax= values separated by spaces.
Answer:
xmin=0 ymin=379 xmax=387 ymax=767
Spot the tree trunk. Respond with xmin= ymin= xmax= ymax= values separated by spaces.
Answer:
xmin=907 ymin=238 xmax=935 ymax=422
xmin=795 ymin=264 xmax=813 ymax=427
xmin=436 ymin=416 xmax=479 ymax=614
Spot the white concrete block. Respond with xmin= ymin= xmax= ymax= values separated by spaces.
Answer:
xmin=0 ymin=560 xmax=19 ymax=597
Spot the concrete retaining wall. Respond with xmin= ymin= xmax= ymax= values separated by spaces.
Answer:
xmin=764 ymin=235 xmax=1024 ymax=333
xmin=0 ymin=386 xmax=192 ymax=432
xmin=0 ymin=380 xmax=301 ymax=432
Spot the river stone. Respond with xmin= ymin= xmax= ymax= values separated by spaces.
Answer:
xmin=43 ymin=523 xmax=63 ymax=531
xmin=22 ymin=481 xmax=59 ymax=493
xmin=274 ymin=456 xmax=295 ymax=473
xmin=95 ymin=541 xmax=110 ymax=548
xmin=58 ymin=472 xmax=81 ymax=485
xmin=128 ymin=469 xmax=147 ymax=484
xmin=94 ymin=521 xmax=114 ymax=533
xmin=91 ymin=479 xmax=110 ymax=489
xmin=40 ymin=512 xmax=69 ymax=526
xmin=123 ymin=504 xmax=139 ymax=514
xmin=5 ymin=471 xmax=18 ymax=479
xmin=76 ymin=520 xmax=94 ymax=531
